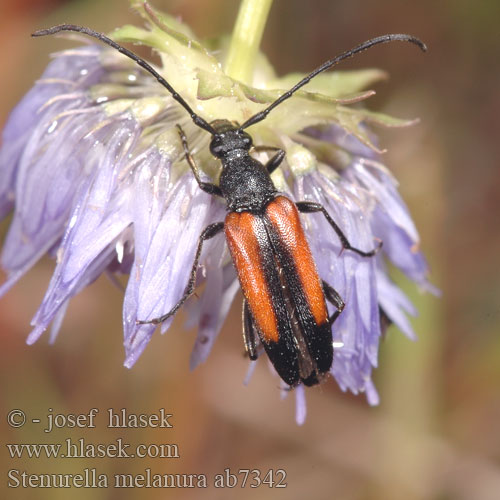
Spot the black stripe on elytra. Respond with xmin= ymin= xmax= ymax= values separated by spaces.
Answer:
xmin=247 ymin=214 xmax=301 ymax=387
xmin=263 ymin=206 xmax=333 ymax=386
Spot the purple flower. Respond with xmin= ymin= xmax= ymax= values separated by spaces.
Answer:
xmin=292 ymin=134 xmax=436 ymax=409
xmin=0 ymin=9 xmax=434 ymax=423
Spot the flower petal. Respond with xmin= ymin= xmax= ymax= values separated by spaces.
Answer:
xmin=0 ymin=46 xmax=103 ymax=218
xmin=26 ymin=120 xmax=140 ymax=343
xmin=123 ymin=170 xmax=215 ymax=367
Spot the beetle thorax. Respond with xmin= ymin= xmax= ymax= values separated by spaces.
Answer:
xmin=219 ymin=155 xmax=277 ymax=212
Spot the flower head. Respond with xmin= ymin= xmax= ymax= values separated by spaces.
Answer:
xmin=0 ymin=2 xmax=434 ymax=422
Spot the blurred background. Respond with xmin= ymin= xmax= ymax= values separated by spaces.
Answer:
xmin=1 ymin=0 xmax=499 ymax=499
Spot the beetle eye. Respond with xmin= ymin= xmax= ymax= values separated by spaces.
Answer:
xmin=209 ymin=142 xmax=219 ymax=156
xmin=242 ymin=133 xmax=252 ymax=149
xmin=209 ymin=136 xmax=223 ymax=157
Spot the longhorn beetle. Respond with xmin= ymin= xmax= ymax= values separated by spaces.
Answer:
xmin=34 ymin=25 xmax=426 ymax=387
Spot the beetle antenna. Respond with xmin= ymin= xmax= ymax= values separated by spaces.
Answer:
xmin=240 ymin=34 xmax=427 ymax=130
xmin=32 ymin=24 xmax=216 ymax=135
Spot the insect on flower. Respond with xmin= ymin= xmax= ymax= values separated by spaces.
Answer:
xmin=31 ymin=24 xmax=427 ymax=388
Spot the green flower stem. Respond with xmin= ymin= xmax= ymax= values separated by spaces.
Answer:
xmin=225 ymin=0 xmax=273 ymax=84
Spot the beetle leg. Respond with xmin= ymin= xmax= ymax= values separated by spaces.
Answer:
xmin=176 ymin=124 xmax=223 ymax=197
xmin=136 ymin=221 xmax=224 ymax=325
xmin=242 ymin=299 xmax=260 ymax=360
xmin=253 ymin=145 xmax=286 ymax=174
xmin=263 ymin=149 xmax=286 ymax=174
xmin=322 ymin=280 xmax=345 ymax=325
xmin=296 ymin=201 xmax=382 ymax=257
xmin=253 ymin=145 xmax=281 ymax=153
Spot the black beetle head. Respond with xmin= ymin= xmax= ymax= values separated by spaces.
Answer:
xmin=209 ymin=120 xmax=253 ymax=158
